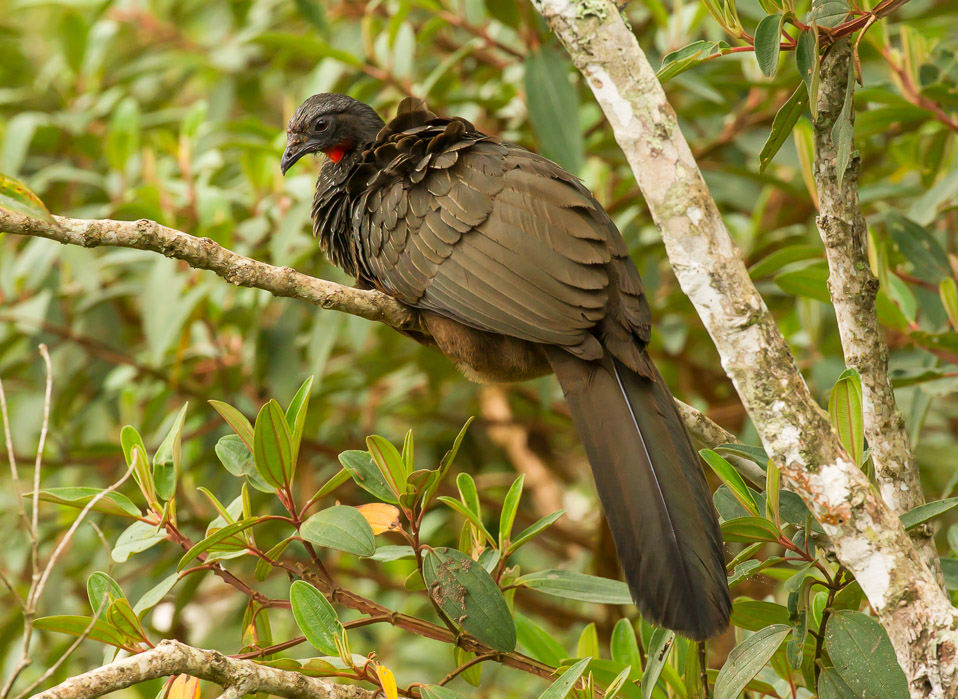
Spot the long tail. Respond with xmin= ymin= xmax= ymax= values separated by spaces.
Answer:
xmin=545 ymin=346 xmax=731 ymax=640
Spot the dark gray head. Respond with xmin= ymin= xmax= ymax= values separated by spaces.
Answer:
xmin=280 ymin=93 xmax=385 ymax=174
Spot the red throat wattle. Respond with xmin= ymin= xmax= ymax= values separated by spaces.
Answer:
xmin=323 ymin=140 xmax=353 ymax=164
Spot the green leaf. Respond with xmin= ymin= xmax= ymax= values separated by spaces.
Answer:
xmin=285 ymin=376 xmax=313 ymax=467
xmin=806 ymin=0 xmax=850 ymax=28
xmin=339 ymin=450 xmax=398 ymax=504
xmin=749 ymin=244 xmax=822 ymax=279
xmin=611 ymin=618 xmax=641 ymax=672
xmin=828 ymin=368 xmax=864 ymax=466
xmin=107 ymin=597 xmax=149 ymax=643
xmin=517 ymin=569 xmax=632 ymax=605
xmin=132 ymin=573 xmax=179 ymax=616
xmin=524 ymin=46 xmax=583 ymax=174
xmin=31 ymin=487 xmax=141 ymax=519
xmin=293 ymin=0 xmax=327 ymax=32
xmin=499 ymin=474 xmax=525 ymax=548
xmin=832 ymin=57 xmax=855 ymax=188
xmin=796 ymin=30 xmax=818 ymax=97
xmin=310 ymin=467 xmax=351 ymax=502
xmin=255 ymin=537 xmax=294 ymax=581
xmin=766 ymin=459 xmax=781 ymax=522
xmin=701 ymin=450 xmax=760 ymax=516
xmin=940 ymin=278 xmax=958 ymax=330
xmin=367 ymin=435 xmax=407 ymax=499
xmin=885 ymin=214 xmax=952 ymax=284
xmin=825 ymin=611 xmax=908 ymax=697
xmin=423 ymin=547 xmax=516 ymax=652
xmin=153 ymin=403 xmax=188 ymax=501
xmin=87 ymin=572 xmax=124 ymax=615
xmin=368 ymin=545 xmax=415 ymax=562
xmin=209 ymin=400 xmax=255 ymax=451
xmin=714 ymin=443 xmax=769 ymax=469
xmin=437 ymin=496 xmax=496 ymax=547
xmin=818 ymin=669 xmax=857 ymax=699
xmin=120 ymin=425 xmax=155 ymax=504
xmin=730 ymin=600 xmax=790 ymax=630
xmin=721 ymin=516 xmax=781 ymax=543
xmin=214 ymin=435 xmax=272 ymax=493
xmin=657 ymin=41 xmax=724 ymax=82
xmin=454 ymin=646 xmax=482 ymax=687
xmin=775 ymin=261 xmax=830 ymax=302
xmin=33 ymin=615 xmax=131 ymax=649
xmin=538 ymin=657 xmax=591 ymax=699
xmin=106 ymin=96 xmax=140 ymax=171
xmin=289 ymin=580 xmax=343 ymax=655
xmin=755 ymin=14 xmax=784 ymax=77
xmin=642 ymin=628 xmax=675 ymax=699
xmin=456 ymin=472 xmax=481 ymax=517
xmin=714 ymin=624 xmax=790 ymax=699
xmin=0 ymin=174 xmax=55 ymax=222
xmin=177 ymin=518 xmax=263 ymax=571
xmin=253 ymin=400 xmax=294 ymax=489
xmin=301 ymin=505 xmax=376 ymax=557
xmin=576 ymin=622 xmax=599 ymax=659
xmin=605 ymin=665 xmax=633 ymax=699
xmin=507 ymin=510 xmax=565 ymax=553
xmin=759 ymin=84 xmax=810 ymax=173
xmin=516 ymin=613 xmax=568 ymax=667
xmin=112 ymin=521 xmax=166 ymax=563
xmin=402 ymin=428 xmax=415 ymax=476
xmin=900 ymin=497 xmax=958 ymax=530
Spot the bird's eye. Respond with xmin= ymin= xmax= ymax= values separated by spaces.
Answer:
xmin=313 ymin=118 xmax=329 ymax=133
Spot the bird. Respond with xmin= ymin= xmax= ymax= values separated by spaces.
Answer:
xmin=281 ymin=93 xmax=731 ymax=640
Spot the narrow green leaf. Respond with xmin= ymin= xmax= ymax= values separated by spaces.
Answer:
xmin=940 ymin=278 xmax=958 ymax=329
xmin=420 ymin=686 xmax=469 ymax=699
xmin=368 ymin=545 xmax=416 ymax=562
xmin=33 ymin=615 xmax=131 ymax=649
xmin=285 ymin=376 xmax=314 ymax=467
xmin=177 ymin=518 xmax=263 ymax=571
xmin=456 ymin=472 xmax=481 ymax=517
xmin=437 ymin=496 xmax=496 ymax=547
xmin=748 ymin=244 xmax=822 ymax=279
xmin=900 ymin=497 xmax=958 ymax=530
xmin=290 ymin=580 xmax=343 ymax=655
xmin=755 ymin=14 xmax=784 ymax=77
xmin=508 ymin=510 xmax=565 ymax=554
xmin=153 ymin=403 xmax=188 ymax=501
xmin=87 ymin=572 xmax=124 ymax=615
xmin=657 ymin=41 xmax=724 ymax=82
xmin=524 ymin=46 xmax=583 ymax=173
xmin=576 ymin=622 xmax=599 ymax=659
xmin=605 ymin=665 xmax=633 ymax=698
xmin=759 ymin=83 xmax=809 ymax=173
xmin=611 ymin=618 xmax=641 ymax=671
xmin=701 ymin=450 xmax=760 ymax=516
xmin=301 ymin=505 xmax=376 ymax=556
xmin=714 ymin=443 xmax=769 ymax=469
xmin=253 ymin=400 xmax=294 ymax=489
xmin=120 ymin=426 xmax=154 ymax=503
xmin=796 ymin=30 xmax=818 ymax=95
xmin=828 ymin=368 xmax=864 ymax=466
xmin=0 ymin=174 xmax=55 ymax=222
xmin=31 ymin=487 xmax=141 ymax=519
xmin=766 ymin=459 xmax=781 ymax=522
xmin=255 ymin=537 xmax=294 ymax=581
xmin=132 ymin=573 xmax=179 ymax=616
xmin=517 ymin=569 xmax=632 ymax=605
xmin=714 ymin=624 xmax=790 ymax=699
xmin=402 ymin=428 xmax=415 ymax=476
xmin=423 ymin=547 xmax=516 ymax=652
xmin=825 ymin=611 xmax=908 ymax=697
xmin=209 ymin=400 xmax=254 ymax=450
xmin=499 ymin=474 xmax=525 ymax=548
xmin=310 ymin=467 xmax=351 ymax=502
xmin=538 ymin=657 xmax=591 ymax=699
xmin=721 ymin=516 xmax=782 ymax=543
xmin=642 ymin=628 xmax=675 ymax=699
xmin=196 ymin=486 xmax=236 ymax=526
xmin=367 ymin=435 xmax=407 ymax=499
xmin=107 ymin=598 xmax=149 ymax=643
xmin=516 ymin=613 xmax=567 ymax=667
xmin=832 ymin=57 xmax=855 ymax=188
xmin=339 ymin=450 xmax=398 ymax=504
xmin=886 ymin=214 xmax=952 ymax=284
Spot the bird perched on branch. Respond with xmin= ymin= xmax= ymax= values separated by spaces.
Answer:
xmin=282 ymin=93 xmax=731 ymax=640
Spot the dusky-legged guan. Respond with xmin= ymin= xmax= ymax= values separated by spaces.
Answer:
xmin=282 ymin=93 xmax=731 ymax=640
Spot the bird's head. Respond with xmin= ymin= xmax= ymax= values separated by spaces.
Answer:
xmin=281 ymin=93 xmax=385 ymax=174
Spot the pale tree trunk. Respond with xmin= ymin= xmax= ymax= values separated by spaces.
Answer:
xmin=530 ymin=0 xmax=958 ymax=695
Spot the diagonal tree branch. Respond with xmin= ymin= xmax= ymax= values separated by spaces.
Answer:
xmin=530 ymin=0 xmax=957 ymax=695
xmin=811 ymin=38 xmax=942 ymax=585
xmin=31 ymin=639 xmax=374 ymax=699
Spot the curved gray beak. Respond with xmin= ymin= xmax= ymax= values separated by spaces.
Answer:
xmin=281 ymin=140 xmax=310 ymax=175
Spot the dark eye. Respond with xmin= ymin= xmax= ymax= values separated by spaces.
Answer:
xmin=313 ymin=118 xmax=329 ymax=133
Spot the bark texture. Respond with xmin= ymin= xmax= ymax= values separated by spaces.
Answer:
xmin=811 ymin=39 xmax=941 ymax=583
xmin=32 ymin=639 xmax=374 ymax=699
xmin=530 ymin=0 xmax=958 ymax=695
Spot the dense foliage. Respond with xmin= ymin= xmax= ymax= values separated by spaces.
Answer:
xmin=1 ymin=0 xmax=957 ymax=696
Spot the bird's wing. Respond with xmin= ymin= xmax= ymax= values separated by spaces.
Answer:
xmin=350 ymin=110 xmax=652 ymax=363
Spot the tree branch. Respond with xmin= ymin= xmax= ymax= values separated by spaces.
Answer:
xmin=31 ymin=639 xmax=374 ymax=699
xmin=811 ymin=38 xmax=942 ymax=584
xmin=530 ymin=0 xmax=957 ymax=694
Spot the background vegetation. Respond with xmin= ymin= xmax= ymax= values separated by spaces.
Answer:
xmin=1 ymin=0 xmax=957 ymax=696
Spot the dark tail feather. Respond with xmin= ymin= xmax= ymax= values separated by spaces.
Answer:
xmin=545 ymin=346 xmax=731 ymax=640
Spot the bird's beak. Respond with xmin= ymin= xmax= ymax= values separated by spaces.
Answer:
xmin=280 ymin=139 xmax=310 ymax=175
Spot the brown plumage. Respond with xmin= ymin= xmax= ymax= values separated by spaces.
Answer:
xmin=282 ymin=93 xmax=731 ymax=640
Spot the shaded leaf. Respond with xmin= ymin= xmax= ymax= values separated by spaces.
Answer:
xmin=538 ymin=657 xmax=591 ymax=699
xmin=301 ymin=505 xmax=376 ymax=556
xmin=525 ymin=46 xmax=583 ymax=173
xmin=714 ymin=624 xmax=790 ymax=699
xmin=290 ymin=580 xmax=343 ymax=655
xmin=759 ymin=84 xmax=810 ymax=173
xmin=517 ymin=569 xmax=631 ymax=605
xmin=825 ymin=610 xmax=908 ymax=697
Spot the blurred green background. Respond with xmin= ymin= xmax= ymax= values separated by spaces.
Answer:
xmin=1 ymin=0 xmax=957 ymax=696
